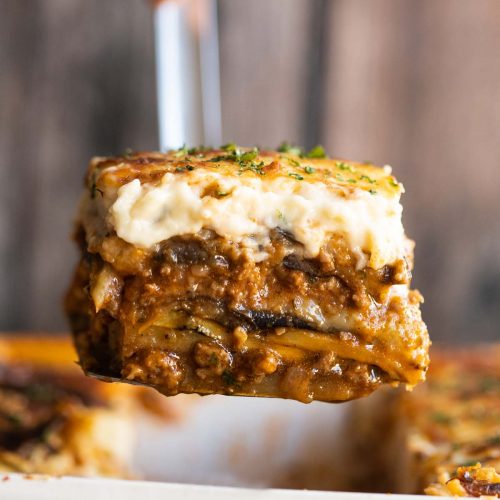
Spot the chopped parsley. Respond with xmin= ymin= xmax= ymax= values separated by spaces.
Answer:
xmin=335 ymin=161 xmax=354 ymax=172
xmin=347 ymin=178 xmax=357 ymax=184
xmin=175 ymin=164 xmax=195 ymax=172
xmin=209 ymin=155 xmax=229 ymax=162
xmin=277 ymin=142 xmax=302 ymax=156
xmin=288 ymin=172 xmax=304 ymax=181
xmin=173 ymin=145 xmax=189 ymax=157
xmin=360 ymin=175 xmax=376 ymax=184
xmin=239 ymin=160 xmax=265 ymax=176
xmin=304 ymin=165 xmax=315 ymax=174
xmin=304 ymin=145 xmax=327 ymax=159
xmin=173 ymin=144 xmax=203 ymax=157
xmin=282 ymin=156 xmax=300 ymax=167
xmin=368 ymin=189 xmax=378 ymax=195
xmin=210 ymin=145 xmax=265 ymax=175
xmin=239 ymin=148 xmax=259 ymax=162
xmin=389 ymin=178 xmax=399 ymax=188
xmin=221 ymin=142 xmax=238 ymax=152
xmin=335 ymin=173 xmax=345 ymax=182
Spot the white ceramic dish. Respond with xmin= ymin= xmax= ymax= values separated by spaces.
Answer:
xmin=0 ymin=392 xmax=447 ymax=498
xmin=0 ymin=475 xmax=428 ymax=500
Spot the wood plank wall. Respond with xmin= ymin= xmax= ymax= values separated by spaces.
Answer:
xmin=1 ymin=0 xmax=499 ymax=342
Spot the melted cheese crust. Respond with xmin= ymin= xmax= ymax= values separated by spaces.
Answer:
xmin=84 ymin=148 xmax=408 ymax=270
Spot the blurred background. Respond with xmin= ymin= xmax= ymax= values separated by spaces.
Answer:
xmin=1 ymin=0 xmax=499 ymax=342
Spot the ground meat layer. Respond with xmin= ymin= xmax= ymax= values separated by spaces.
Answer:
xmin=66 ymin=228 xmax=429 ymax=403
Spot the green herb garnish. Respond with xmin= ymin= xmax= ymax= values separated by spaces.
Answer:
xmin=239 ymin=161 xmax=265 ymax=176
xmin=368 ymin=189 xmax=378 ymax=195
xmin=221 ymin=142 xmax=238 ymax=152
xmin=173 ymin=144 xmax=200 ymax=157
xmin=239 ymin=148 xmax=259 ymax=162
xmin=211 ymin=145 xmax=265 ymax=175
xmin=288 ymin=172 xmax=304 ymax=181
xmin=281 ymin=155 xmax=300 ymax=167
xmin=304 ymin=166 xmax=315 ymax=174
xmin=335 ymin=161 xmax=354 ymax=172
xmin=175 ymin=164 xmax=195 ymax=173
xmin=209 ymin=155 xmax=228 ymax=162
xmin=360 ymin=175 xmax=377 ymax=184
xmin=173 ymin=144 xmax=189 ymax=157
xmin=304 ymin=145 xmax=327 ymax=159
xmin=277 ymin=142 xmax=302 ymax=156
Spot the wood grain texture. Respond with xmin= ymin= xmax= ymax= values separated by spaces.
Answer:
xmin=321 ymin=0 xmax=500 ymax=341
xmin=1 ymin=0 xmax=500 ymax=342
xmin=0 ymin=0 xmax=158 ymax=330
xmin=218 ymin=0 xmax=313 ymax=148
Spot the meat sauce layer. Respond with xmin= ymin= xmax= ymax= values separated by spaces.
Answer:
xmin=66 ymin=228 xmax=429 ymax=403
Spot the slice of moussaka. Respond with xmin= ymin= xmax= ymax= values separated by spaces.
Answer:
xmin=348 ymin=345 xmax=499 ymax=496
xmin=0 ymin=335 xmax=134 ymax=477
xmin=407 ymin=346 xmax=500 ymax=497
xmin=65 ymin=144 xmax=429 ymax=403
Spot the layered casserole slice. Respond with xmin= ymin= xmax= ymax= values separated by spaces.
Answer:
xmin=66 ymin=145 xmax=429 ymax=403
xmin=349 ymin=345 xmax=499 ymax=496
xmin=0 ymin=336 xmax=133 ymax=477
xmin=405 ymin=346 xmax=500 ymax=497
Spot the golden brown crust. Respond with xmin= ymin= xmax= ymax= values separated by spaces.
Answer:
xmin=88 ymin=148 xmax=402 ymax=197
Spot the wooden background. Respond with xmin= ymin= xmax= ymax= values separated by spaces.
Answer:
xmin=1 ymin=0 xmax=500 ymax=342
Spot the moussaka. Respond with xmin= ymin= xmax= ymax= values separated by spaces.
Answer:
xmin=0 ymin=336 xmax=133 ymax=477
xmin=66 ymin=145 xmax=429 ymax=403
